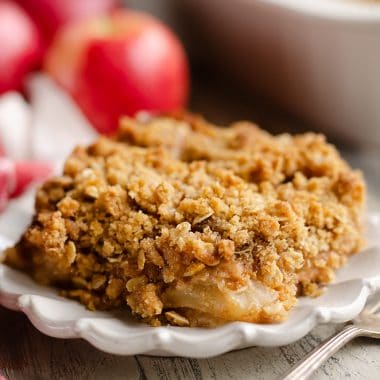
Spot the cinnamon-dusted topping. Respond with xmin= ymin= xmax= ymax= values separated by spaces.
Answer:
xmin=5 ymin=115 xmax=365 ymax=326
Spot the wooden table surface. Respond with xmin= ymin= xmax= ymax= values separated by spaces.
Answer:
xmin=1 ymin=1 xmax=380 ymax=378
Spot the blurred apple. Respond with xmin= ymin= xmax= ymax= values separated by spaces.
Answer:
xmin=0 ymin=1 xmax=42 ymax=94
xmin=15 ymin=0 xmax=118 ymax=44
xmin=45 ymin=10 xmax=189 ymax=134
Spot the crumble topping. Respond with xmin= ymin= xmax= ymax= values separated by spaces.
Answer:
xmin=4 ymin=114 xmax=365 ymax=326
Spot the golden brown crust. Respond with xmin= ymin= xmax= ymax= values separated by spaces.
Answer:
xmin=4 ymin=115 xmax=366 ymax=326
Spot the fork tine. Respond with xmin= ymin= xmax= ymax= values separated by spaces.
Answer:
xmin=366 ymin=300 xmax=380 ymax=314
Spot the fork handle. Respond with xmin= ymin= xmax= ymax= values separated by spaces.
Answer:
xmin=281 ymin=325 xmax=362 ymax=380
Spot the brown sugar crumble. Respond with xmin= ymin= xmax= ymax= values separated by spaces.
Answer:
xmin=4 ymin=114 xmax=366 ymax=326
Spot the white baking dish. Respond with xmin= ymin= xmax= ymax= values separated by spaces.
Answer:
xmin=177 ymin=0 xmax=380 ymax=146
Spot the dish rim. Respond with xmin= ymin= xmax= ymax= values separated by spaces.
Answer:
xmin=251 ymin=0 xmax=380 ymax=22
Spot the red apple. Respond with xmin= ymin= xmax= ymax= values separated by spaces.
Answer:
xmin=15 ymin=0 xmax=118 ymax=44
xmin=0 ymin=1 xmax=42 ymax=94
xmin=44 ymin=10 xmax=189 ymax=134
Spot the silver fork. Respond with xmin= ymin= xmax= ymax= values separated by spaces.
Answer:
xmin=281 ymin=296 xmax=380 ymax=380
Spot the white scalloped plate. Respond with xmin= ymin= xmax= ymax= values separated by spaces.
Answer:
xmin=0 ymin=189 xmax=380 ymax=357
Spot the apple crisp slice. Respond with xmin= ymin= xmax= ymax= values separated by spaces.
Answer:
xmin=4 ymin=115 xmax=365 ymax=326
